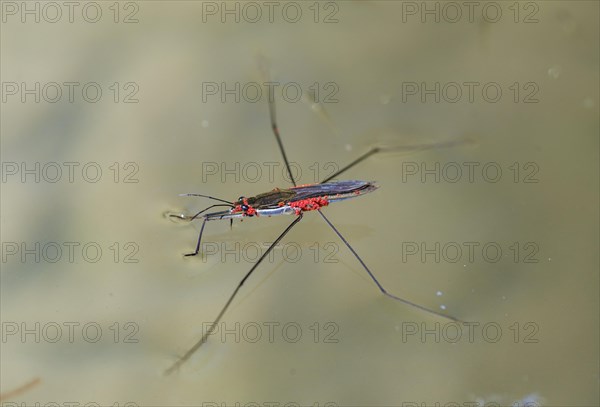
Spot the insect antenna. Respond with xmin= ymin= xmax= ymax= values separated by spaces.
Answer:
xmin=178 ymin=193 xmax=234 ymax=205
xmin=165 ymin=213 xmax=304 ymax=375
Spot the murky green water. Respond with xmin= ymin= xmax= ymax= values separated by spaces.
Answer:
xmin=1 ymin=2 xmax=598 ymax=406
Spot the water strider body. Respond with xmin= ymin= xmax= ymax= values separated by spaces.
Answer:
xmin=165 ymin=66 xmax=472 ymax=375
xmin=205 ymin=180 xmax=378 ymax=220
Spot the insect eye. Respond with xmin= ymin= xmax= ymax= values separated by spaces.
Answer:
xmin=238 ymin=196 xmax=244 ymax=201
xmin=242 ymin=204 xmax=249 ymax=211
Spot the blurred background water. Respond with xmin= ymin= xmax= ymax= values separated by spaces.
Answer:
xmin=1 ymin=1 xmax=598 ymax=406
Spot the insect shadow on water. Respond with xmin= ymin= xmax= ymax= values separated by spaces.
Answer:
xmin=165 ymin=68 xmax=472 ymax=375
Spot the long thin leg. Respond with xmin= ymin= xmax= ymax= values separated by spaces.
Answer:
xmin=317 ymin=210 xmax=461 ymax=322
xmin=321 ymin=147 xmax=380 ymax=183
xmin=171 ymin=204 xmax=234 ymax=257
xmin=259 ymin=57 xmax=297 ymax=187
xmin=321 ymin=138 xmax=473 ymax=183
xmin=165 ymin=213 xmax=304 ymax=375
xmin=183 ymin=217 xmax=208 ymax=257
xmin=170 ymin=204 xmax=233 ymax=223
xmin=268 ymin=92 xmax=296 ymax=187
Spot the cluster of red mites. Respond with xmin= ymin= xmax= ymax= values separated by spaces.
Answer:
xmin=233 ymin=198 xmax=258 ymax=216
xmin=289 ymin=197 xmax=329 ymax=215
